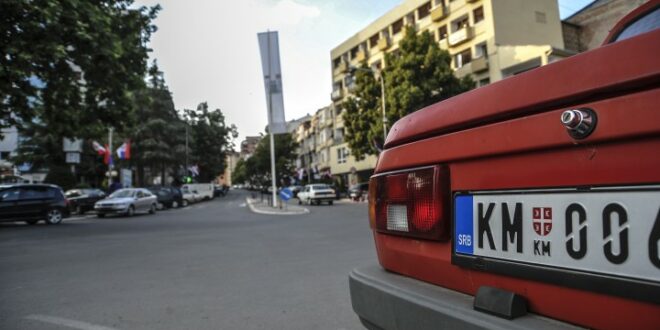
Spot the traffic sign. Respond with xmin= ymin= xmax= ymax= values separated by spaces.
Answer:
xmin=279 ymin=188 xmax=293 ymax=201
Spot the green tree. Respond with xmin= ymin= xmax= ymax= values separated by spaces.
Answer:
xmin=186 ymin=102 xmax=238 ymax=183
xmin=343 ymin=27 xmax=475 ymax=159
xmin=0 ymin=0 xmax=160 ymax=137
xmin=231 ymin=158 xmax=248 ymax=185
xmin=247 ymin=133 xmax=298 ymax=187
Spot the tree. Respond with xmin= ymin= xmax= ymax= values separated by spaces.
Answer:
xmin=239 ymin=133 xmax=298 ymax=187
xmin=231 ymin=158 xmax=248 ymax=185
xmin=343 ymin=27 xmax=475 ymax=159
xmin=0 ymin=0 xmax=160 ymax=138
xmin=186 ymin=102 xmax=238 ymax=183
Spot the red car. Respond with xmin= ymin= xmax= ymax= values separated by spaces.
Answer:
xmin=350 ymin=2 xmax=660 ymax=329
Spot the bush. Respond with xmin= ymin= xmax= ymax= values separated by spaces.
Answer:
xmin=44 ymin=166 xmax=77 ymax=191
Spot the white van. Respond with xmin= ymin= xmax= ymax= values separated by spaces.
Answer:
xmin=182 ymin=183 xmax=214 ymax=201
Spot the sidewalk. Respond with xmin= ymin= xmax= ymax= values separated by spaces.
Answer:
xmin=245 ymin=197 xmax=310 ymax=215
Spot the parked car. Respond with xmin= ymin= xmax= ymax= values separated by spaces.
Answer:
xmin=287 ymin=185 xmax=303 ymax=198
xmin=65 ymin=188 xmax=106 ymax=214
xmin=147 ymin=186 xmax=183 ymax=208
xmin=297 ymin=184 xmax=335 ymax=205
xmin=349 ymin=4 xmax=660 ymax=330
xmin=348 ymin=182 xmax=369 ymax=201
xmin=94 ymin=188 xmax=157 ymax=217
xmin=181 ymin=185 xmax=202 ymax=206
xmin=0 ymin=184 xmax=70 ymax=225
xmin=182 ymin=183 xmax=214 ymax=200
xmin=213 ymin=184 xmax=228 ymax=197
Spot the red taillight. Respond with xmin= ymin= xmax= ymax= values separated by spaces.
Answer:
xmin=368 ymin=165 xmax=449 ymax=240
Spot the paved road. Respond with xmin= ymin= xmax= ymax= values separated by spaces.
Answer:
xmin=0 ymin=190 xmax=375 ymax=330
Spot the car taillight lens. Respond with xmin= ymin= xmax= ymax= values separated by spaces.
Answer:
xmin=368 ymin=165 xmax=449 ymax=240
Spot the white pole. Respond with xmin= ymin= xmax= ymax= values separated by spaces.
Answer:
xmin=108 ymin=127 xmax=114 ymax=182
xmin=267 ymin=31 xmax=277 ymax=207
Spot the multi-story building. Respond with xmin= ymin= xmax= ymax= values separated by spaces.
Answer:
xmin=239 ymin=136 xmax=261 ymax=160
xmin=327 ymin=0 xmax=570 ymax=188
xmin=562 ymin=0 xmax=646 ymax=53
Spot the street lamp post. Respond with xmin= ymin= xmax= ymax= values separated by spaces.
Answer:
xmin=349 ymin=67 xmax=387 ymax=142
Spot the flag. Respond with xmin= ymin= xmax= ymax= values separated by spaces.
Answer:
xmin=188 ymin=165 xmax=199 ymax=177
xmin=92 ymin=141 xmax=106 ymax=156
xmin=104 ymin=144 xmax=113 ymax=165
xmin=116 ymin=140 xmax=131 ymax=160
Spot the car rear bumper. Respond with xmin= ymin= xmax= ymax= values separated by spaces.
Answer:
xmin=349 ymin=265 xmax=581 ymax=330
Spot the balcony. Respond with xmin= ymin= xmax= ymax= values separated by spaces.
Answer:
xmin=448 ymin=26 xmax=474 ymax=47
xmin=431 ymin=6 xmax=448 ymax=21
xmin=471 ymin=56 xmax=489 ymax=72
xmin=377 ymin=38 xmax=391 ymax=51
xmin=333 ymin=61 xmax=348 ymax=75
xmin=331 ymin=89 xmax=343 ymax=101
xmin=355 ymin=50 xmax=367 ymax=62
xmin=454 ymin=57 xmax=489 ymax=78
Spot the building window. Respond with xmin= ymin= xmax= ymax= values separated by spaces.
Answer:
xmin=475 ymin=42 xmax=487 ymax=58
xmin=473 ymin=6 xmax=484 ymax=24
xmin=535 ymin=11 xmax=547 ymax=24
xmin=438 ymin=25 xmax=448 ymax=40
xmin=337 ymin=147 xmax=349 ymax=164
xmin=405 ymin=12 xmax=415 ymax=26
xmin=369 ymin=33 xmax=380 ymax=49
xmin=454 ymin=48 xmax=472 ymax=68
xmin=434 ymin=0 xmax=445 ymax=7
xmin=333 ymin=57 xmax=341 ymax=68
xmin=392 ymin=18 xmax=404 ymax=35
xmin=0 ymin=151 xmax=9 ymax=160
xmin=479 ymin=78 xmax=490 ymax=86
xmin=350 ymin=46 xmax=359 ymax=60
xmin=418 ymin=2 xmax=431 ymax=19
xmin=451 ymin=16 xmax=469 ymax=32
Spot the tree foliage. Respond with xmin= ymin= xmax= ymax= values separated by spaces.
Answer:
xmin=234 ymin=133 xmax=298 ymax=186
xmin=185 ymin=102 xmax=238 ymax=183
xmin=343 ymin=27 xmax=475 ymax=159
xmin=0 ymin=0 xmax=160 ymax=137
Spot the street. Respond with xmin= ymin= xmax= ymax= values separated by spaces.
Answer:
xmin=0 ymin=191 xmax=376 ymax=330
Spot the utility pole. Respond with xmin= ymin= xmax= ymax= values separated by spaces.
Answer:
xmin=108 ymin=127 xmax=114 ymax=183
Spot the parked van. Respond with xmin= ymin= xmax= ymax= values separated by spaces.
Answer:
xmin=182 ymin=183 xmax=214 ymax=201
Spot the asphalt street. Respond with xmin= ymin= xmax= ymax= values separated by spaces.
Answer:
xmin=0 ymin=190 xmax=376 ymax=330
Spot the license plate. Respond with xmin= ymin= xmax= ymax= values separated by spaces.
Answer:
xmin=453 ymin=187 xmax=660 ymax=301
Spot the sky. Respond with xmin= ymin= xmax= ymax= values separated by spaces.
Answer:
xmin=134 ymin=0 xmax=593 ymax=147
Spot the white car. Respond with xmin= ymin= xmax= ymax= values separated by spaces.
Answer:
xmin=94 ymin=188 xmax=158 ymax=217
xmin=182 ymin=183 xmax=214 ymax=201
xmin=297 ymin=184 xmax=336 ymax=205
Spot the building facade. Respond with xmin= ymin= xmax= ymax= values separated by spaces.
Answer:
xmin=325 ymin=0 xmax=568 ymax=189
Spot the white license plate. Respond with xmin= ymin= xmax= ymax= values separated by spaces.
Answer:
xmin=454 ymin=188 xmax=660 ymax=284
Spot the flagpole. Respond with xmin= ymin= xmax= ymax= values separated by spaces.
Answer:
xmin=108 ymin=127 xmax=114 ymax=185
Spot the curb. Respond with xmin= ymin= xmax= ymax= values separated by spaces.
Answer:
xmin=245 ymin=198 xmax=310 ymax=215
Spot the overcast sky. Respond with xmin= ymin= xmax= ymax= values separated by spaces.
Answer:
xmin=134 ymin=0 xmax=592 ymax=147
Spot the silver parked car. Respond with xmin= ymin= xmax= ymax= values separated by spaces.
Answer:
xmin=94 ymin=188 xmax=158 ymax=218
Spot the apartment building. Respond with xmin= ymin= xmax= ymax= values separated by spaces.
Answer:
xmin=327 ymin=0 xmax=568 ymax=187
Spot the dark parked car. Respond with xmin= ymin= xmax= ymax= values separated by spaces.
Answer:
xmin=213 ymin=185 xmax=229 ymax=197
xmin=348 ymin=182 xmax=369 ymax=201
xmin=65 ymin=188 xmax=106 ymax=214
xmin=0 ymin=184 xmax=70 ymax=225
xmin=147 ymin=186 xmax=183 ymax=208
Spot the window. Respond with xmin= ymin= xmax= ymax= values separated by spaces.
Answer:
xmin=418 ymin=2 xmax=431 ymax=20
xmin=337 ymin=147 xmax=349 ymax=164
xmin=0 ymin=188 xmax=20 ymax=201
xmin=475 ymin=42 xmax=487 ymax=58
xmin=479 ymin=77 xmax=490 ymax=86
xmin=20 ymin=187 xmax=52 ymax=199
xmin=405 ymin=12 xmax=415 ymax=26
xmin=438 ymin=25 xmax=448 ymax=40
xmin=454 ymin=48 xmax=472 ymax=68
xmin=535 ymin=11 xmax=546 ymax=24
xmin=434 ymin=0 xmax=445 ymax=7
xmin=473 ymin=6 xmax=484 ymax=24
xmin=392 ymin=18 xmax=404 ymax=35
xmin=333 ymin=57 xmax=341 ymax=68
xmin=350 ymin=46 xmax=359 ymax=60
xmin=369 ymin=33 xmax=380 ymax=49
xmin=612 ymin=7 xmax=660 ymax=43
xmin=451 ymin=16 xmax=469 ymax=32
xmin=0 ymin=151 xmax=9 ymax=160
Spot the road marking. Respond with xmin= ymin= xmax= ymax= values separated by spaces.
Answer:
xmin=25 ymin=314 xmax=119 ymax=330
xmin=66 ymin=215 xmax=96 ymax=222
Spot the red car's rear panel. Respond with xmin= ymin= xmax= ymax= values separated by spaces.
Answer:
xmin=354 ymin=2 xmax=660 ymax=329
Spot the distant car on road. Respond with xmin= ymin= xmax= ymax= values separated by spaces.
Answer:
xmin=297 ymin=184 xmax=336 ymax=205
xmin=0 ymin=184 xmax=70 ymax=225
xmin=182 ymin=183 xmax=214 ymax=200
xmin=94 ymin=188 xmax=157 ymax=217
xmin=147 ymin=186 xmax=183 ymax=209
xmin=65 ymin=188 xmax=106 ymax=214
xmin=348 ymin=183 xmax=369 ymax=201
